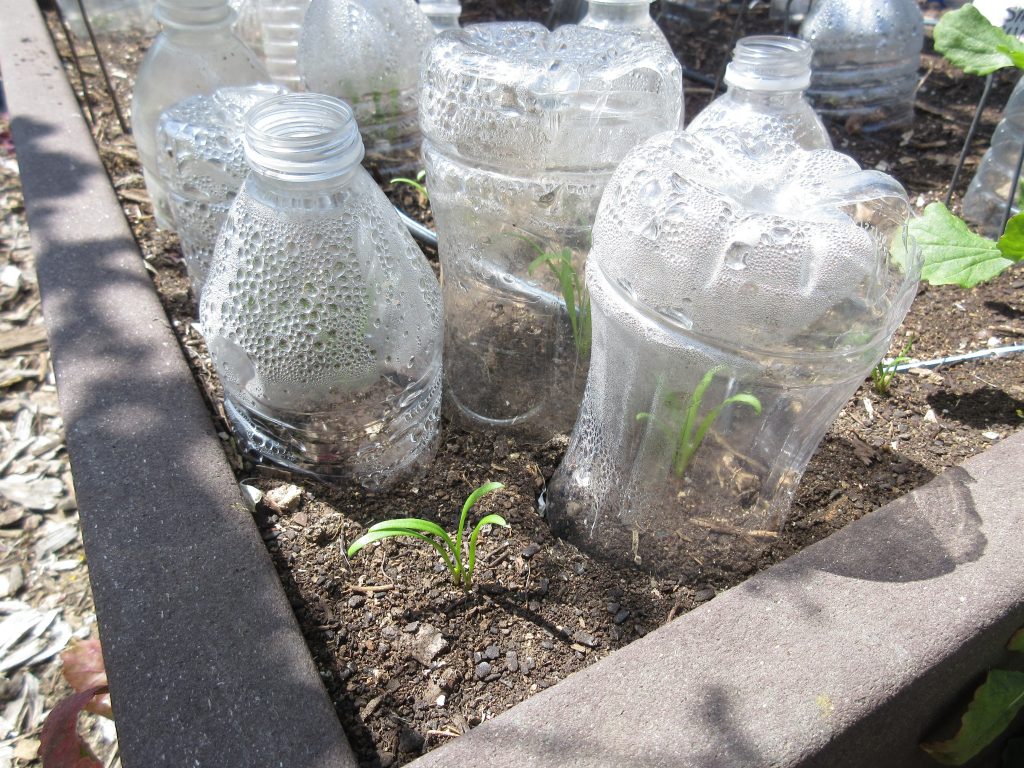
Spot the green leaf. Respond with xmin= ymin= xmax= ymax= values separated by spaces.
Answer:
xmin=1008 ymin=627 xmax=1024 ymax=653
xmin=368 ymin=517 xmax=454 ymax=550
xmin=921 ymin=669 xmax=1024 ymax=765
xmin=455 ymin=482 xmax=504 ymax=567
xmin=346 ymin=528 xmax=456 ymax=574
xmin=996 ymin=213 xmax=1024 ymax=261
xmin=466 ymin=513 xmax=510 ymax=587
xmin=909 ymin=203 xmax=1016 ymax=288
xmin=934 ymin=5 xmax=1024 ymax=75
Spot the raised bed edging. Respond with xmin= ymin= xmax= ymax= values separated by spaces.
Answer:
xmin=3 ymin=1 xmax=1023 ymax=766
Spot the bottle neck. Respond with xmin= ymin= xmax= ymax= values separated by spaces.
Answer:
xmin=724 ymin=35 xmax=813 ymax=94
xmin=155 ymin=0 xmax=234 ymax=29
xmin=725 ymin=86 xmax=808 ymax=110
xmin=581 ymin=1 xmax=654 ymax=31
xmin=244 ymin=93 xmax=365 ymax=193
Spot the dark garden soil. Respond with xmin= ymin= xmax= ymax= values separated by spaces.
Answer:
xmin=38 ymin=1 xmax=1024 ymax=765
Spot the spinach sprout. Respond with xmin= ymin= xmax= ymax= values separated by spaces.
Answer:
xmin=637 ymin=367 xmax=762 ymax=477
xmin=515 ymin=235 xmax=592 ymax=356
xmin=870 ymin=337 xmax=914 ymax=396
xmin=346 ymin=482 xmax=508 ymax=589
xmin=391 ymin=169 xmax=428 ymax=202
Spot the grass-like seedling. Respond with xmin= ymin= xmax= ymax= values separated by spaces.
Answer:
xmin=391 ymin=169 xmax=428 ymax=202
xmin=346 ymin=482 xmax=508 ymax=589
xmin=637 ymin=367 xmax=762 ymax=477
xmin=516 ymin=235 xmax=591 ymax=356
xmin=871 ymin=337 xmax=914 ymax=396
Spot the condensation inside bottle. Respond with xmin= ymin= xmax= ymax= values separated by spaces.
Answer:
xmin=799 ymin=0 xmax=924 ymax=131
xmin=156 ymin=85 xmax=287 ymax=303
xmin=199 ymin=94 xmax=444 ymax=488
xmin=545 ymin=130 xmax=921 ymax=578
xmin=420 ymin=21 xmax=683 ymax=440
xmin=298 ymin=0 xmax=434 ymax=177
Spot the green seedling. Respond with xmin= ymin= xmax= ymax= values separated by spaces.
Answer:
xmin=920 ymin=626 xmax=1024 ymax=765
xmin=871 ymin=337 xmax=915 ymax=396
xmin=391 ymin=169 xmax=428 ymax=202
xmin=346 ymin=482 xmax=508 ymax=589
xmin=637 ymin=367 xmax=762 ymax=478
xmin=516 ymin=235 xmax=592 ymax=356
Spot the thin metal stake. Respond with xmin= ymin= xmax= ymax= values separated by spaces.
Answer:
xmin=1001 ymin=134 xmax=1024 ymax=233
xmin=713 ymin=0 xmax=750 ymax=97
xmin=73 ymin=0 xmax=130 ymax=135
xmin=53 ymin=4 xmax=96 ymax=126
xmin=945 ymin=73 xmax=994 ymax=207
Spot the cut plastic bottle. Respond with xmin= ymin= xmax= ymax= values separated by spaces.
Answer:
xmin=257 ymin=0 xmax=311 ymax=87
xmin=132 ymin=0 xmax=267 ymax=229
xmin=962 ymin=75 xmax=1024 ymax=238
xmin=200 ymin=93 xmax=444 ymax=488
xmin=420 ymin=22 xmax=683 ymax=440
xmin=546 ymin=131 xmax=921 ymax=577
xmin=418 ymin=0 xmax=459 ymax=31
xmin=799 ymin=0 xmax=923 ymax=131
xmin=156 ymin=84 xmax=287 ymax=302
xmin=687 ymin=35 xmax=831 ymax=153
xmin=298 ymin=0 xmax=434 ymax=177
xmin=579 ymin=0 xmax=669 ymax=47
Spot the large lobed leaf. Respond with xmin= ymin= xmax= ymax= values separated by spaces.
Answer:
xmin=935 ymin=5 xmax=1024 ymax=75
xmin=909 ymin=203 xmax=1020 ymax=288
xmin=921 ymin=670 xmax=1024 ymax=765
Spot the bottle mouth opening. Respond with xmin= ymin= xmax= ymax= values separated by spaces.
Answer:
xmin=244 ymin=93 xmax=365 ymax=182
xmin=155 ymin=0 xmax=233 ymax=27
xmin=725 ymin=35 xmax=812 ymax=92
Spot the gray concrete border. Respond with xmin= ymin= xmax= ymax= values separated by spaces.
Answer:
xmin=0 ymin=2 xmax=356 ymax=767
xmin=4 ymin=1 xmax=1024 ymax=766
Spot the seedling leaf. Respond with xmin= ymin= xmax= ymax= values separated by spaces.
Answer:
xmin=997 ymin=213 xmax=1024 ymax=261
xmin=921 ymin=669 xmax=1024 ymax=765
xmin=1008 ymin=627 xmax=1024 ymax=653
xmin=909 ymin=203 xmax=1018 ymax=288
xmin=466 ymin=513 xmax=510 ymax=587
xmin=347 ymin=528 xmax=456 ymax=574
xmin=934 ymin=5 xmax=1024 ymax=75
xmin=368 ymin=517 xmax=454 ymax=549
xmin=39 ymin=685 xmax=108 ymax=768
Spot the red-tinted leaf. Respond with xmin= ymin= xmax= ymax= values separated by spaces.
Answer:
xmin=39 ymin=685 xmax=108 ymax=768
xmin=60 ymin=639 xmax=111 ymax=718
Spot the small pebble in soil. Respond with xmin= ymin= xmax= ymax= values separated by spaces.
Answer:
xmin=522 ymin=542 xmax=541 ymax=559
xmin=613 ymin=609 xmax=631 ymax=625
xmin=572 ymin=630 xmax=599 ymax=648
xmin=540 ymin=640 xmax=554 ymax=650
xmin=403 ymin=621 xmax=420 ymax=633
xmin=407 ymin=623 xmax=448 ymax=666
xmin=474 ymin=661 xmax=492 ymax=680
xmin=694 ymin=588 xmax=716 ymax=603
xmin=484 ymin=644 xmax=500 ymax=660
xmin=263 ymin=483 xmax=302 ymax=513
xmin=506 ymin=650 xmax=519 ymax=672
xmin=347 ymin=595 xmax=365 ymax=608
xmin=606 ymin=601 xmax=620 ymax=614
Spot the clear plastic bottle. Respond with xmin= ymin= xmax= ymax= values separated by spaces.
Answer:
xmin=580 ymin=0 xmax=667 ymax=47
xmin=200 ymin=93 xmax=444 ymax=488
xmin=658 ymin=0 xmax=720 ymax=24
xmin=156 ymin=84 xmax=287 ymax=302
xmin=298 ymin=0 xmax=434 ymax=177
xmin=799 ymin=0 xmax=923 ymax=131
xmin=687 ymin=35 xmax=831 ymax=154
xmin=962 ymin=75 xmax=1024 ymax=238
xmin=132 ymin=0 xmax=267 ymax=229
xmin=418 ymin=0 xmax=459 ymax=31
xmin=257 ymin=0 xmax=311 ymax=88
xmin=770 ymin=0 xmax=812 ymax=24
xmin=420 ymin=22 xmax=683 ymax=440
xmin=546 ymin=131 xmax=920 ymax=577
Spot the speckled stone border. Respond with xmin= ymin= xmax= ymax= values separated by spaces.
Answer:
xmin=4 ymin=1 xmax=1024 ymax=766
xmin=0 ymin=2 xmax=355 ymax=766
